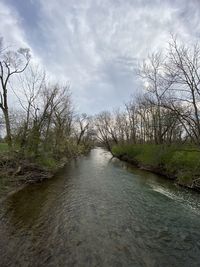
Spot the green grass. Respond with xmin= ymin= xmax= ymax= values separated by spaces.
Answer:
xmin=0 ymin=143 xmax=9 ymax=153
xmin=36 ymin=154 xmax=58 ymax=170
xmin=112 ymin=144 xmax=200 ymax=186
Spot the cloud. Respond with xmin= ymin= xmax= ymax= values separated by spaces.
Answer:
xmin=1 ymin=0 xmax=200 ymax=114
xmin=0 ymin=1 xmax=27 ymax=47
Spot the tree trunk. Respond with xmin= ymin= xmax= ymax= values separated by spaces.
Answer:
xmin=3 ymin=109 xmax=12 ymax=148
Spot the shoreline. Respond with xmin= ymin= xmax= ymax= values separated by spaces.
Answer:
xmin=0 ymin=149 xmax=91 ymax=201
xmin=115 ymin=154 xmax=200 ymax=192
xmin=0 ymin=158 xmax=68 ymax=202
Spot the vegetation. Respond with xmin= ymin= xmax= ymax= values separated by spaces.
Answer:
xmin=95 ymin=36 xmax=200 ymax=190
xmin=1 ymin=33 xmax=200 ymax=192
xmin=0 ymin=142 xmax=9 ymax=152
xmin=0 ymin=38 xmax=94 ymax=195
xmin=112 ymin=144 xmax=200 ymax=188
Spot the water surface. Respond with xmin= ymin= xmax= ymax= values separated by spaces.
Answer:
xmin=0 ymin=148 xmax=200 ymax=266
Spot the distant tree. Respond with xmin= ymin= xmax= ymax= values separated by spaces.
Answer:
xmin=75 ymin=113 xmax=90 ymax=145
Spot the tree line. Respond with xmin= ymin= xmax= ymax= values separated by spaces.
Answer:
xmin=2 ymin=35 xmax=200 ymax=156
xmin=95 ymin=36 xmax=200 ymax=150
xmin=0 ymin=38 xmax=93 ymax=159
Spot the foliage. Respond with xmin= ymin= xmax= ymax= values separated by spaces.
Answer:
xmin=0 ymin=143 xmax=9 ymax=153
xmin=35 ymin=154 xmax=58 ymax=170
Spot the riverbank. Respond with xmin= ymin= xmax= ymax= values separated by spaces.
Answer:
xmin=0 ymin=144 xmax=92 ymax=200
xmin=112 ymin=144 xmax=200 ymax=191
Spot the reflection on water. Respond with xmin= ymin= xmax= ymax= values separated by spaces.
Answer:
xmin=0 ymin=148 xmax=200 ymax=267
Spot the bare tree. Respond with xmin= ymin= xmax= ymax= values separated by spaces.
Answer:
xmin=52 ymin=85 xmax=73 ymax=154
xmin=0 ymin=38 xmax=30 ymax=147
xmin=75 ymin=113 xmax=90 ymax=145
xmin=138 ymin=52 xmax=175 ymax=144
xmin=164 ymin=36 xmax=200 ymax=145
xmin=15 ymin=65 xmax=45 ymax=150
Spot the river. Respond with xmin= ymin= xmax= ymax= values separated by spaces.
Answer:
xmin=0 ymin=148 xmax=200 ymax=267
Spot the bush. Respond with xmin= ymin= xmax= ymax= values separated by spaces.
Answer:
xmin=36 ymin=154 xmax=57 ymax=169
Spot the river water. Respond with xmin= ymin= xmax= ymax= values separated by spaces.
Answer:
xmin=0 ymin=148 xmax=200 ymax=267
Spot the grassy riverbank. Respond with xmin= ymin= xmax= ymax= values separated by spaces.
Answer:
xmin=112 ymin=144 xmax=200 ymax=190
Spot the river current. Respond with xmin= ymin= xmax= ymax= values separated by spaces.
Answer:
xmin=0 ymin=148 xmax=200 ymax=266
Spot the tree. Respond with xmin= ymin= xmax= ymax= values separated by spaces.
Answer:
xmin=16 ymin=65 xmax=45 ymax=150
xmin=138 ymin=52 xmax=175 ymax=144
xmin=164 ymin=36 xmax=200 ymax=145
xmin=0 ymin=38 xmax=30 ymax=147
xmin=75 ymin=113 xmax=90 ymax=145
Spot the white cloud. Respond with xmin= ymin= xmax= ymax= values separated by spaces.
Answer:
xmin=1 ymin=0 xmax=200 ymax=113
xmin=0 ymin=1 xmax=27 ymax=47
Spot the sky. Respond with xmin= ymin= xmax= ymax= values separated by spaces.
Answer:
xmin=0 ymin=0 xmax=200 ymax=114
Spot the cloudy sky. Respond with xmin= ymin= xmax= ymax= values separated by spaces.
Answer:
xmin=0 ymin=0 xmax=200 ymax=114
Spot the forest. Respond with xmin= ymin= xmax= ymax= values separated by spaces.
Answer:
xmin=0 ymin=38 xmax=94 ymax=193
xmin=0 ymin=36 xmax=200 ymax=191
xmin=95 ymin=36 xmax=200 ymax=190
